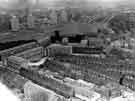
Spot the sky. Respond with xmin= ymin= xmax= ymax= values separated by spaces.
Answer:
xmin=0 ymin=0 xmax=128 ymax=5
xmin=0 ymin=0 xmax=130 ymax=7
xmin=0 ymin=0 xmax=133 ymax=12
xmin=100 ymin=0 xmax=123 ymax=2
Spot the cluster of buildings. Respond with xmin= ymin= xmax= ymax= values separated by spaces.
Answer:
xmin=8 ymin=8 xmax=70 ymax=32
xmin=0 ymin=29 xmax=134 ymax=101
xmin=1 ymin=7 xmax=135 ymax=101
xmin=21 ymin=69 xmax=135 ymax=101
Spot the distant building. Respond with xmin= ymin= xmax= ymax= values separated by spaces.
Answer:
xmin=50 ymin=10 xmax=58 ymax=24
xmin=129 ymin=38 xmax=135 ymax=49
xmin=15 ymin=47 xmax=44 ymax=62
xmin=62 ymin=37 xmax=69 ymax=45
xmin=59 ymin=23 xmax=98 ymax=37
xmin=10 ymin=16 xmax=20 ymax=31
xmin=27 ymin=14 xmax=35 ymax=28
xmin=87 ymin=37 xmax=104 ymax=48
xmin=80 ymin=40 xmax=88 ymax=46
xmin=45 ymin=44 xmax=72 ymax=56
xmin=7 ymin=56 xmax=29 ymax=73
xmin=60 ymin=10 xmax=68 ymax=23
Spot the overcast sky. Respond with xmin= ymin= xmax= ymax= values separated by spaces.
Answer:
xmin=0 ymin=0 xmax=134 ymax=11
